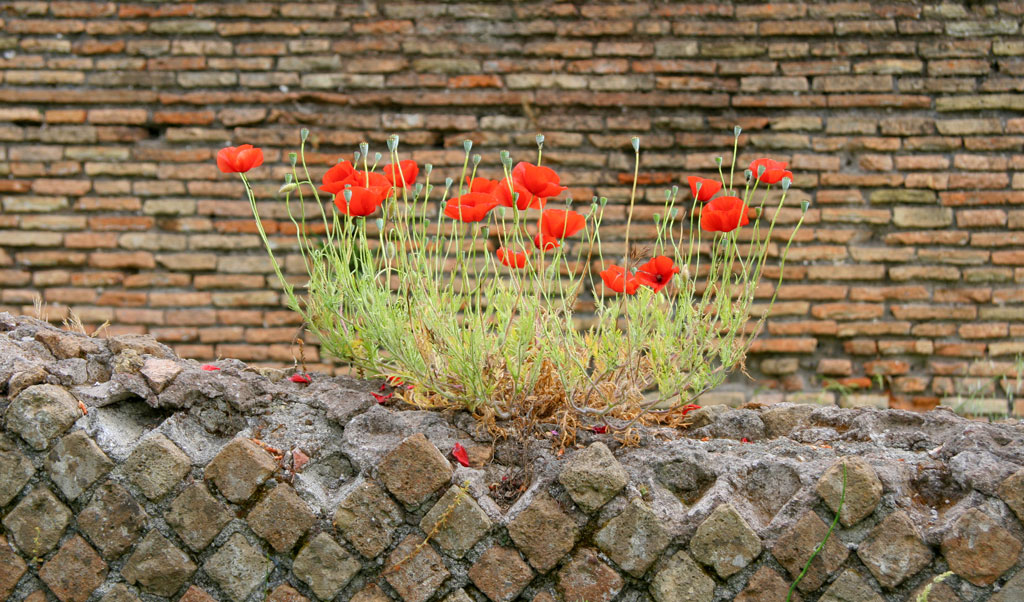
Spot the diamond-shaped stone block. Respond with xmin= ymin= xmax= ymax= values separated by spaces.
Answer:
xmin=97 ymin=584 xmax=140 ymax=602
xmin=378 ymin=433 xmax=453 ymax=506
xmin=293 ymin=532 xmax=361 ymax=601
xmin=993 ymin=567 xmax=1024 ymax=602
xmin=689 ymin=502 xmax=762 ymax=579
xmin=468 ymin=546 xmax=533 ymax=602
xmin=557 ymin=442 xmax=628 ymax=514
xmin=819 ymin=569 xmax=884 ymax=602
xmin=556 ymin=548 xmax=624 ymax=602
xmin=204 ymin=533 xmax=272 ymax=602
xmin=0 ymin=434 xmax=35 ymax=506
xmin=816 ymin=456 xmax=882 ymax=527
xmin=247 ymin=484 xmax=316 ymax=553
xmin=334 ymin=479 xmax=404 ymax=558
xmin=39 ymin=535 xmax=107 ymax=602
xmin=139 ymin=357 xmax=182 ymax=393
xmin=0 ymin=536 xmax=28 ymax=601
xmin=77 ymin=482 xmax=147 ymax=559
xmin=123 ymin=433 xmax=191 ymax=500
xmin=998 ymin=468 xmax=1024 ymax=525
xmin=442 ymin=589 xmax=474 ymax=602
xmin=650 ymin=550 xmax=715 ymax=602
xmin=857 ymin=510 xmax=933 ymax=589
xmin=594 ymin=498 xmax=672 ymax=578
xmin=179 ymin=586 xmax=217 ymax=602
xmin=773 ymin=510 xmax=850 ymax=592
xmin=941 ymin=508 xmax=1022 ymax=586
xmin=508 ymin=491 xmax=579 ymax=573
xmin=268 ymin=583 xmax=310 ymax=602
xmin=165 ymin=482 xmax=232 ymax=552
xmin=45 ymin=430 xmax=114 ymax=501
xmin=121 ymin=531 xmax=197 ymax=597
xmin=420 ymin=485 xmax=492 ymax=558
xmin=736 ymin=566 xmax=799 ymax=602
xmin=5 ymin=384 xmax=82 ymax=450
xmin=350 ymin=583 xmax=390 ymax=602
xmin=205 ymin=437 xmax=278 ymax=503
xmin=384 ymin=534 xmax=450 ymax=602
xmin=2 ymin=486 xmax=72 ymax=556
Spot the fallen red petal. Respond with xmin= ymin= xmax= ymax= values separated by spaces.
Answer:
xmin=290 ymin=373 xmax=312 ymax=384
xmin=741 ymin=437 xmax=751 ymax=443
xmin=371 ymin=391 xmax=393 ymax=404
xmin=452 ymin=442 xmax=470 ymax=467
xmin=292 ymin=449 xmax=310 ymax=472
xmin=201 ymin=364 xmax=220 ymax=371
xmin=592 ymin=425 xmax=608 ymax=434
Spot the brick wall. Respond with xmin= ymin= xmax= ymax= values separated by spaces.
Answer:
xmin=1 ymin=1 xmax=1023 ymax=413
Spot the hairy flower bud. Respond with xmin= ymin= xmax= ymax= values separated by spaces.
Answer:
xmin=463 ymin=139 xmax=472 ymax=153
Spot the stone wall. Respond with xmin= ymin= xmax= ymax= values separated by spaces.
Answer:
xmin=2 ymin=1 xmax=1024 ymax=412
xmin=1 ymin=313 xmax=1023 ymax=601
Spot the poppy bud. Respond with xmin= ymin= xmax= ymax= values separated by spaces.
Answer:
xmin=801 ymin=200 xmax=809 ymax=212
xmin=480 ymin=226 xmax=489 ymax=238
xmin=387 ymin=135 xmax=399 ymax=152
xmin=499 ymin=150 xmax=510 ymax=164
xmin=278 ymin=182 xmax=297 ymax=195
xmin=599 ymin=196 xmax=608 ymax=206
xmin=424 ymin=164 xmax=432 ymax=177
xmin=671 ymin=185 xmax=678 ymax=197
xmin=745 ymin=169 xmax=753 ymax=181
xmin=463 ymin=139 xmax=472 ymax=153
xmin=289 ymin=152 xmax=297 ymax=166
xmin=757 ymin=164 xmax=766 ymax=177
xmin=472 ymin=154 xmax=481 ymax=166
xmin=353 ymin=151 xmax=361 ymax=162
xmin=375 ymin=218 xmax=384 ymax=230
xmin=665 ymin=189 xmax=672 ymax=201
xmin=386 ymin=242 xmax=396 ymax=259
xmin=343 ymin=189 xmax=353 ymax=202
xmin=631 ymin=136 xmax=640 ymax=152
xmin=374 ymin=152 xmax=381 ymax=163
xmin=414 ymin=183 xmax=423 ymax=196
xmin=782 ymin=177 xmax=792 ymax=190
xmin=445 ymin=177 xmax=453 ymax=189
xmin=715 ymin=156 xmax=723 ymax=166
xmin=535 ymin=134 xmax=544 ymax=146
xmin=300 ymin=128 xmax=310 ymax=142
xmin=359 ymin=141 xmax=369 ymax=156
xmin=653 ymin=213 xmax=661 ymax=224
xmin=734 ymin=125 xmax=742 ymax=137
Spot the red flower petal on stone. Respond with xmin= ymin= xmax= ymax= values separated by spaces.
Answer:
xmin=592 ymin=425 xmax=608 ymax=434
xmin=452 ymin=443 xmax=470 ymax=467
xmin=681 ymin=404 xmax=701 ymax=416
xmin=371 ymin=391 xmax=393 ymax=404
xmin=290 ymin=373 xmax=312 ymax=384
xmin=201 ymin=364 xmax=220 ymax=371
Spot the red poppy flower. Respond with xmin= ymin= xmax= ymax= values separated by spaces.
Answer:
xmin=681 ymin=404 xmax=701 ymax=416
xmin=290 ymin=373 xmax=312 ymax=384
xmin=452 ymin=443 xmax=470 ymax=467
xmin=599 ymin=265 xmax=640 ymax=295
xmin=496 ymin=247 xmax=529 ymax=269
xmin=383 ymin=160 xmax=419 ymax=189
xmin=687 ymin=176 xmax=722 ymax=202
xmin=700 ymin=196 xmax=750 ymax=233
xmin=635 ymin=256 xmax=681 ymax=293
xmin=532 ymin=209 xmax=585 ymax=250
xmin=749 ymin=158 xmax=793 ymax=185
xmin=495 ymin=177 xmax=543 ymax=210
xmin=512 ymin=162 xmax=567 ymax=199
xmin=467 ymin=176 xmax=500 ymax=195
xmin=592 ymin=425 xmax=608 ymax=434
xmin=201 ymin=364 xmax=220 ymax=371
xmin=322 ymin=160 xmax=355 ymax=189
xmin=332 ymin=185 xmax=388 ymax=217
xmin=217 ymin=144 xmax=263 ymax=174
xmin=371 ymin=391 xmax=393 ymax=404
xmin=445 ymin=192 xmax=500 ymax=222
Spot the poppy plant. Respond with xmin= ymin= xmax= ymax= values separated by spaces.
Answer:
xmin=445 ymin=192 xmax=500 ymax=223
xmin=383 ymin=160 xmax=419 ymax=189
xmin=322 ymin=160 xmax=355 ymax=189
xmin=496 ymin=247 xmax=529 ymax=269
xmin=332 ymin=185 xmax=388 ymax=217
xmin=687 ymin=176 xmax=722 ymax=202
xmin=599 ymin=265 xmax=640 ymax=295
xmin=513 ymin=161 xmax=567 ymax=200
xmin=217 ymin=144 xmax=264 ymax=174
xmin=749 ymin=158 xmax=793 ymax=185
xmin=496 ymin=177 xmax=543 ymax=210
xmin=700 ymin=195 xmax=750 ymax=233
xmin=635 ymin=256 xmax=681 ymax=293
xmin=534 ymin=209 xmax=586 ymax=250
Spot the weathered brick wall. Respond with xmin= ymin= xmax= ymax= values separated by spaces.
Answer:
xmin=2 ymin=316 xmax=1024 ymax=602
xmin=1 ymin=1 xmax=1023 ymax=412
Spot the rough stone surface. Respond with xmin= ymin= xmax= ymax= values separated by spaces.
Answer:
xmin=333 ymin=479 xmax=404 ymax=558
xmin=179 ymin=586 xmax=217 ymax=602
xmin=5 ymin=384 xmax=83 ymax=450
xmin=205 ymin=437 xmax=278 ymax=503
xmin=442 ymin=589 xmax=474 ymax=602
xmin=384 ymin=534 xmax=450 ymax=602
xmin=655 ymin=450 xmax=717 ymax=505
xmin=420 ymin=485 xmax=492 ymax=558
xmin=998 ymin=468 xmax=1024 ymax=525
xmin=992 ymin=568 xmax=1024 ymax=602
xmin=594 ymin=497 xmax=671 ymax=578
xmin=0 ymin=536 xmax=28 ymax=601
xmin=120 ymin=531 xmax=197 ymax=597
xmin=267 ymin=583 xmax=311 ymax=602
xmin=97 ymin=584 xmax=141 ymax=602
xmin=350 ymin=583 xmax=390 ymax=602
xmin=556 ymin=548 xmax=624 ymax=602
xmin=139 ymin=357 xmax=182 ymax=393
xmin=816 ymin=456 xmax=883 ymax=527
xmin=377 ymin=433 xmax=453 ymax=506
xmin=2 ymin=486 xmax=72 ymax=556
xmin=247 ymin=483 xmax=317 ymax=553
xmin=468 ymin=546 xmax=534 ymax=602
xmin=773 ymin=509 xmax=850 ymax=592
xmin=164 ymin=482 xmax=233 ymax=552
xmin=909 ymin=580 xmax=960 ymax=602
xmin=39 ymin=535 xmax=108 ymax=602
xmin=650 ymin=550 xmax=715 ymax=602
xmin=689 ymin=502 xmax=762 ymax=579
xmin=557 ymin=442 xmax=629 ymax=513
xmin=735 ymin=566 xmax=799 ymax=602
xmin=45 ymin=430 xmax=114 ymax=500
xmin=856 ymin=510 xmax=933 ymax=589
xmin=0 ymin=433 xmax=35 ymax=505
xmin=941 ymin=508 xmax=1022 ymax=586
xmin=507 ymin=491 xmax=579 ymax=573
xmin=123 ymin=433 xmax=191 ymax=500
xmin=203 ymin=533 xmax=272 ymax=602
xmin=292 ymin=533 xmax=361 ymax=601
xmin=819 ymin=569 xmax=885 ymax=602
xmin=76 ymin=482 xmax=147 ymax=560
